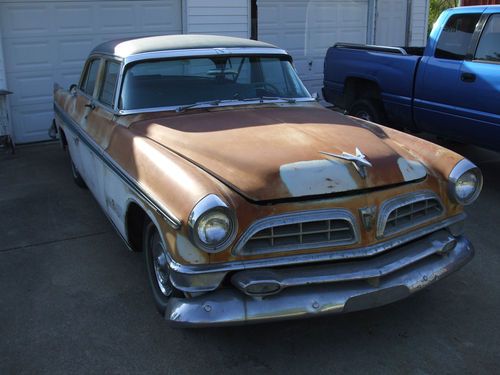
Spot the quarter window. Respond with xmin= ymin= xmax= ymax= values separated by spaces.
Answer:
xmin=99 ymin=61 xmax=120 ymax=106
xmin=475 ymin=14 xmax=500 ymax=63
xmin=435 ymin=13 xmax=481 ymax=60
xmin=81 ymin=59 xmax=101 ymax=96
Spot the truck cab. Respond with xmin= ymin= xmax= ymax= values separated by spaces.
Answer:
xmin=323 ymin=5 xmax=500 ymax=151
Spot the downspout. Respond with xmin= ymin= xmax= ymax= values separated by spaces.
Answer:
xmin=405 ymin=0 xmax=413 ymax=46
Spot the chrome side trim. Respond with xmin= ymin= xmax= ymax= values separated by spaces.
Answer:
xmin=233 ymin=209 xmax=359 ymax=256
xmin=376 ymin=190 xmax=445 ymax=238
xmin=164 ymin=213 xmax=466 ymax=276
xmin=165 ymin=235 xmax=474 ymax=326
xmin=54 ymin=102 xmax=181 ymax=229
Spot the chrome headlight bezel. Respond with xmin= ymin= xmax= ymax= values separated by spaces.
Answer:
xmin=188 ymin=194 xmax=238 ymax=253
xmin=448 ymin=159 xmax=483 ymax=206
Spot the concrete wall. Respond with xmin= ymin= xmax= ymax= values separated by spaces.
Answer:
xmin=183 ymin=0 xmax=250 ymax=38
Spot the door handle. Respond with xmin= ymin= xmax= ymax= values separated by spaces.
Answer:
xmin=85 ymin=102 xmax=96 ymax=110
xmin=461 ymin=72 xmax=476 ymax=83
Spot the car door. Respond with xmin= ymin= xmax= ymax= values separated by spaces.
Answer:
xmin=66 ymin=57 xmax=102 ymax=184
xmin=413 ymin=11 xmax=482 ymax=142
xmin=457 ymin=11 xmax=500 ymax=150
xmin=84 ymin=59 xmax=125 ymax=229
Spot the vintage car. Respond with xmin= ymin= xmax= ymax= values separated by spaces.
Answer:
xmin=53 ymin=35 xmax=482 ymax=326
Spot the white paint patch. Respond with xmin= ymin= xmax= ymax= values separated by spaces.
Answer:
xmin=397 ymin=158 xmax=427 ymax=181
xmin=279 ymin=159 xmax=358 ymax=197
xmin=176 ymin=234 xmax=207 ymax=264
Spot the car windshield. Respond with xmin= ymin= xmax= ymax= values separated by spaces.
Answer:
xmin=119 ymin=55 xmax=311 ymax=110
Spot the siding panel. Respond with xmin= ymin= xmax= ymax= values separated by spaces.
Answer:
xmin=409 ymin=0 xmax=429 ymax=46
xmin=185 ymin=0 xmax=249 ymax=38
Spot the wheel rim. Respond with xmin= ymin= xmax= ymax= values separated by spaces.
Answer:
xmin=149 ymin=229 xmax=173 ymax=297
xmin=355 ymin=110 xmax=372 ymax=121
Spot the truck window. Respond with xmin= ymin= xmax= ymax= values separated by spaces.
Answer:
xmin=475 ymin=14 xmax=500 ymax=63
xmin=435 ymin=13 xmax=481 ymax=60
xmin=99 ymin=61 xmax=120 ymax=107
xmin=81 ymin=59 xmax=101 ymax=96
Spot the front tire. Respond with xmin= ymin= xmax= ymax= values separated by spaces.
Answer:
xmin=349 ymin=99 xmax=386 ymax=124
xmin=143 ymin=221 xmax=180 ymax=315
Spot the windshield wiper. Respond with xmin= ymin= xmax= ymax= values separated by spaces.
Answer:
xmin=241 ymin=96 xmax=297 ymax=104
xmin=176 ymin=100 xmax=222 ymax=113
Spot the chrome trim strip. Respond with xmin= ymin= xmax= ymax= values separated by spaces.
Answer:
xmin=117 ymin=98 xmax=315 ymax=116
xmin=232 ymin=209 xmax=359 ymax=256
xmin=165 ymin=213 xmax=466 ymax=275
xmin=54 ymin=102 xmax=181 ymax=229
xmin=376 ymin=190 xmax=445 ymax=238
xmin=165 ymin=235 xmax=474 ymax=326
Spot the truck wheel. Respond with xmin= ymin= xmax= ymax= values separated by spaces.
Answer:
xmin=349 ymin=99 xmax=386 ymax=124
xmin=144 ymin=220 xmax=181 ymax=315
xmin=68 ymin=150 xmax=87 ymax=189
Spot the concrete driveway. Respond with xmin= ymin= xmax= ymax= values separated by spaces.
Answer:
xmin=0 ymin=140 xmax=499 ymax=374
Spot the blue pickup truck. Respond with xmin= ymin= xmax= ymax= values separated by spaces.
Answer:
xmin=323 ymin=5 xmax=499 ymax=151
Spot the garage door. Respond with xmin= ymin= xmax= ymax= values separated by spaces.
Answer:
xmin=258 ymin=0 xmax=369 ymax=96
xmin=0 ymin=0 xmax=182 ymax=143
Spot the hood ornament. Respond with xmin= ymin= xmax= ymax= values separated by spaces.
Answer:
xmin=320 ymin=147 xmax=372 ymax=179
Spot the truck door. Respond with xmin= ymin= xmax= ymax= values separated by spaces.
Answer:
xmin=413 ymin=12 xmax=482 ymax=142
xmin=457 ymin=12 xmax=500 ymax=150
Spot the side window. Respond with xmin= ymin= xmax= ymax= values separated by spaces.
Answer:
xmin=435 ymin=13 xmax=481 ymax=60
xmin=81 ymin=59 xmax=101 ymax=96
xmin=475 ymin=14 xmax=500 ymax=63
xmin=99 ymin=61 xmax=120 ymax=106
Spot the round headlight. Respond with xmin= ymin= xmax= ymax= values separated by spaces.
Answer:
xmin=188 ymin=194 xmax=237 ymax=253
xmin=448 ymin=159 xmax=482 ymax=205
xmin=196 ymin=210 xmax=232 ymax=246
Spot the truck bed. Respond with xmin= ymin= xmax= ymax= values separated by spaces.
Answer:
xmin=323 ymin=43 xmax=423 ymax=128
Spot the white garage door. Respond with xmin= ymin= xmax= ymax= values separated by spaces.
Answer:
xmin=0 ymin=0 xmax=182 ymax=143
xmin=258 ymin=0 xmax=370 ymax=96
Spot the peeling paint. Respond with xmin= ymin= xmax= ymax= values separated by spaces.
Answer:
xmin=176 ymin=234 xmax=207 ymax=264
xmin=397 ymin=158 xmax=427 ymax=182
xmin=280 ymin=159 xmax=357 ymax=197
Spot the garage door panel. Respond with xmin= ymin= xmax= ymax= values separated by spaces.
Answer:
xmin=259 ymin=0 xmax=369 ymax=95
xmin=1 ymin=0 xmax=182 ymax=143
xmin=0 ymin=5 xmax=52 ymax=38
xmin=7 ymin=71 xmax=54 ymax=107
xmin=10 ymin=103 xmax=54 ymax=143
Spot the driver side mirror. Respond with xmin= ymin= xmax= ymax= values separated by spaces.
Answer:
xmin=312 ymin=92 xmax=320 ymax=101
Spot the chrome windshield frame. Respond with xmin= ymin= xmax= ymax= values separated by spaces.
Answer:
xmin=113 ymin=47 xmax=312 ymax=114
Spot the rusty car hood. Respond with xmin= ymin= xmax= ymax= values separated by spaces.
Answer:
xmin=130 ymin=105 xmax=427 ymax=201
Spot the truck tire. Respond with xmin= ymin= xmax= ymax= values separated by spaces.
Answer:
xmin=349 ymin=99 xmax=386 ymax=124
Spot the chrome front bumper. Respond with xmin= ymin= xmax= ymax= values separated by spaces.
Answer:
xmin=165 ymin=232 xmax=474 ymax=326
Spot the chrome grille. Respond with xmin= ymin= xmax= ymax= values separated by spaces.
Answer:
xmin=234 ymin=210 xmax=358 ymax=255
xmin=378 ymin=191 xmax=444 ymax=237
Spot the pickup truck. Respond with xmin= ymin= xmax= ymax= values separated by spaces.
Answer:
xmin=323 ymin=5 xmax=500 ymax=151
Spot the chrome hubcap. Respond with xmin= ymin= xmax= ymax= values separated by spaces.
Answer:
xmin=150 ymin=230 xmax=173 ymax=297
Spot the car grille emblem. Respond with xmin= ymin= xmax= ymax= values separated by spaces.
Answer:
xmin=320 ymin=147 xmax=372 ymax=179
